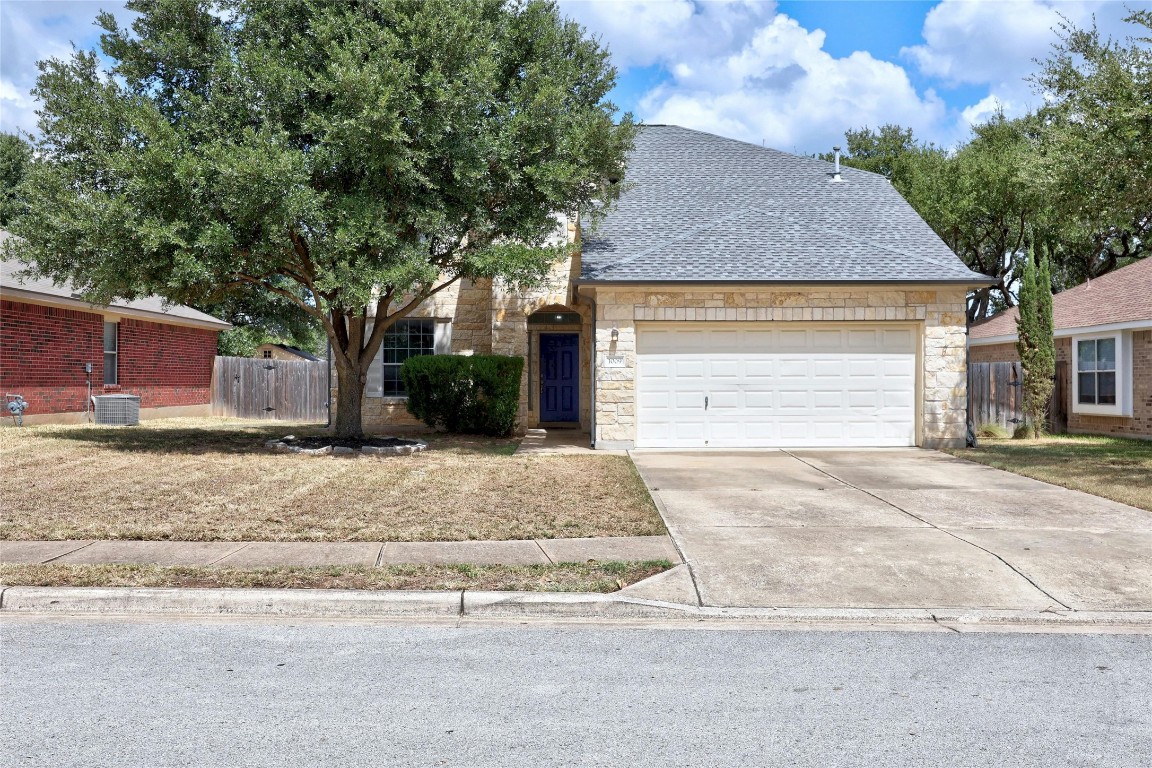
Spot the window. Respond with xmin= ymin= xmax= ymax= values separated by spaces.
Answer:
xmin=103 ymin=321 xmax=118 ymax=385
xmin=1077 ymin=337 xmax=1116 ymax=405
xmin=380 ymin=319 xmax=435 ymax=396
xmin=263 ymin=350 xmax=273 ymax=358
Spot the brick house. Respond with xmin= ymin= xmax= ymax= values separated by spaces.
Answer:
xmin=344 ymin=126 xmax=991 ymax=449
xmin=1 ymin=231 xmax=230 ymax=424
xmin=969 ymin=258 xmax=1152 ymax=439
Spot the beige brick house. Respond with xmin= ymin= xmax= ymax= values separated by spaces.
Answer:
xmin=355 ymin=126 xmax=991 ymax=449
xmin=970 ymin=258 xmax=1152 ymax=439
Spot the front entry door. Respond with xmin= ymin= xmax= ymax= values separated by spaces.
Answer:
xmin=540 ymin=333 xmax=579 ymax=423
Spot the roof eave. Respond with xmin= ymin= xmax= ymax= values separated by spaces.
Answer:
xmin=575 ymin=277 xmax=994 ymax=288
xmin=0 ymin=286 xmax=232 ymax=331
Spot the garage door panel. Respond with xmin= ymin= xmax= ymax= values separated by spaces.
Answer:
xmin=634 ymin=324 xmax=917 ymax=448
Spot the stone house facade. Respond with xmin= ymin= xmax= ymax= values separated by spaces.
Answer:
xmin=349 ymin=126 xmax=989 ymax=449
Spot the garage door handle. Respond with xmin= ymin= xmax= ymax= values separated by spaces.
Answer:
xmin=704 ymin=396 xmax=709 ymax=411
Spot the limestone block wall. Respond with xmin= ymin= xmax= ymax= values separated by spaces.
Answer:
xmin=592 ymin=287 xmax=970 ymax=449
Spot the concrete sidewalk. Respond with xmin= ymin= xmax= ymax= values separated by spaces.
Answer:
xmin=0 ymin=536 xmax=681 ymax=568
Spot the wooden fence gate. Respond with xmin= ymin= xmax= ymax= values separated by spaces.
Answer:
xmin=211 ymin=356 xmax=328 ymax=422
xmin=967 ymin=360 xmax=1067 ymax=433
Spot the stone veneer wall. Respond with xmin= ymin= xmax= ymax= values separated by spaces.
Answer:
xmin=592 ymin=288 xmax=969 ymax=449
xmin=353 ymin=215 xmax=590 ymax=433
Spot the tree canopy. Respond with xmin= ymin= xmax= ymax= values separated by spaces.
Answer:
xmin=6 ymin=0 xmax=634 ymax=436
xmin=833 ymin=12 xmax=1150 ymax=321
xmin=0 ymin=133 xmax=32 ymax=227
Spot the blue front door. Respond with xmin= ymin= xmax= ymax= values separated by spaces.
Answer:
xmin=540 ymin=333 xmax=579 ymax=422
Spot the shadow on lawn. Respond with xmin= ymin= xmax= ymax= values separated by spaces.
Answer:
xmin=32 ymin=422 xmax=520 ymax=456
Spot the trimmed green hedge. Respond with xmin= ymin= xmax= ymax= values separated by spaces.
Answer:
xmin=400 ymin=355 xmax=524 ymax=436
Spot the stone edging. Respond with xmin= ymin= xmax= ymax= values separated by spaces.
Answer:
xmin=264 ymin=437 xmax=428 ymax=456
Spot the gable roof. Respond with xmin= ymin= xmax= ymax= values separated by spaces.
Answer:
xmin=579 ymin=125 xmax=989 ymax=285
xmin=261 ymin=343 xmax=321 ymax=362
xmin=970 ymin=257 xmax=1152 ymax=342
xmin=1 ymin=230 xmax=230 ymax=330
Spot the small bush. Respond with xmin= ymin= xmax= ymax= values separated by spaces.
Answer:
xmin=976 ymin=423 xmax=1010 ymax=439
xmin=401 ymin=355 xmax=524 ymax=436
xmin=1013 ymin=422 xmax=1043 ymax=440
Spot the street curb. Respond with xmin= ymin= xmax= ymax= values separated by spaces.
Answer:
xmin=2 ymin=585 xmax=1151 ymax=629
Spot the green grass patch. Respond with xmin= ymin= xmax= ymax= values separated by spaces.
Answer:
xmin=947 ymin=434 xmax=1152 ymax=511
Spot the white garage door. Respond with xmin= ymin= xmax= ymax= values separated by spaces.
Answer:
xmin=635 ymin=324 xmax=917 ymax=448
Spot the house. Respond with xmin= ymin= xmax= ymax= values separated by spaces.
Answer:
xmin=969 ymin=258 xmax=1152 ymax=439
xmin=254 ymin=343 xmax=322 ymax=362
xmin=1 ymin=230 xmax=231 ymax=424
xmin=348 ymin=125 xmax=991 ymax=449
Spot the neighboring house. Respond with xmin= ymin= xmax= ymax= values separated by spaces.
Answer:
xmin=969 ymin=258 xmax=1152 ymax=439
xmin=1 ymin=231 xmax=231 ymax=424
xmin=347 ymin=126 xmax=990 ymax=449
xmin=254 ymin=343 xmax=322 ymax=362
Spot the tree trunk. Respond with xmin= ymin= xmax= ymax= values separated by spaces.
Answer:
xmin=332 ymin=357 xmax=367 ymax=438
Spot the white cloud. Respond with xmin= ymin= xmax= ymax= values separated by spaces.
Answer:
xmin=559 ymin=0 xmax=779 ymax=69
xmin=0 ymin=1 xmax=136 ymax=135
xmin=904 ymin=0 xmax=1152 ymax=130
xmin=566 ymin=5 xmax=947 ymax=154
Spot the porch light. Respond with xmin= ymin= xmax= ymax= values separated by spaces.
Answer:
xmin=611 ymin=327 xmax=619 ymax=341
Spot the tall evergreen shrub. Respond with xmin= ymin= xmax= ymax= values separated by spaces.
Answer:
xmin=1015 ymin=249 xmax=1056 ymax=438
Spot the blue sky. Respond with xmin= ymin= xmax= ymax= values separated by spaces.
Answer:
xmin=2 ymin=0 xmax=1149 ymax=154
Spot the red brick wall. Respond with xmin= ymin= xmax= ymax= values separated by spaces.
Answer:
xmin=968 ymin=341 xmax=1019 ymax=363
xmin=1067 ymin=330 xmax=1152 ymax=439
xmin=1 ymin=299 xmax=218 ymax=415
xmin=1 ymin=299 xmax=103 ymax=414
xmin=973 ymin=333 xmax=1151 ymax=438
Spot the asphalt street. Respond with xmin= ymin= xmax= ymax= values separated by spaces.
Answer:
xmin=2 ymin=618 xmax=1150 ymax=767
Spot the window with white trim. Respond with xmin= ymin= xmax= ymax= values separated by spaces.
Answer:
xmin=103 ymin=321 xmax=118 ymax=385
xmin=1072 ymin=332 xmax=1132 ymax=417
xmin=1077 ymin=337 xmax=1117 ymax=405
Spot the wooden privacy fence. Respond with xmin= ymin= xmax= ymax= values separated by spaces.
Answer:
xmin=967 ymin=360 xmax=1068 ymax=433
xmin=211 ymin=356 xmax=328 ymax=422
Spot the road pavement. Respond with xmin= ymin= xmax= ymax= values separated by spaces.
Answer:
xmin=2 ymin=617 xmax=1149 ymax=767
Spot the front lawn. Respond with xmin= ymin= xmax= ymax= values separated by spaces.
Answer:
xmin=946 ymin=434 xmax=1152 ymax=511
xmin=0 ymin=419 xmax=663 ymax=542
xmin=0 ymin=561 xmax=671 ymax=593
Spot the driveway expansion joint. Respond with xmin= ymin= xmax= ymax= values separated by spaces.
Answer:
xmin=780 ymin=450 xmax=1074 ymax=611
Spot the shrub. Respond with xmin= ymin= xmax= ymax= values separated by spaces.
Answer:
xmin=401 ymin=355 xmax=524 ymax=436
xmin=1012 ymin=422 xmax=1040 ymax=440
xmin=976 ymin=423 xmax=1011 ymax=439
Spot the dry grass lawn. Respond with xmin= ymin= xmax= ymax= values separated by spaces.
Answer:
xmin=0 ymin=561 xmax=671 ymax=592
xmin=946 ymin=434 xmax=1152 ymax=511
xmin=0 ymin=419 xmax=662 ymax=541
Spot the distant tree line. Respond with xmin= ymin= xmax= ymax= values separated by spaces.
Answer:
xmin=823 ymin=11 xmax=1151 ymax=322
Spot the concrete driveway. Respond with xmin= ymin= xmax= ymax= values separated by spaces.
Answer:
xmin=630 ymin=449 xmax=1152 ymax=611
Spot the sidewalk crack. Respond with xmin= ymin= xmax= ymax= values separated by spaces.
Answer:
xmin=40 ymin=540 xmax=97 ymax=564
xmin=206 ymin=542 xmax=250 ymax=566
xmin=533 ymin=540 xmax=555 ymax=564
xmin=781 ymin=450 xmax=1073 ymax=611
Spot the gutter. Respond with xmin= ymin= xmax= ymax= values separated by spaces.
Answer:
xmin=572 ymin=278 xmax=998 ymax=288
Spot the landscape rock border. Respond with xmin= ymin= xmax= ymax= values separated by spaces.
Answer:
xmin=264 ymin=435 xmax=428 ymax=457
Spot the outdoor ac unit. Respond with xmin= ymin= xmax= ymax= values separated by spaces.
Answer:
xmin=92 ymin=394 xmax=140 ymax=426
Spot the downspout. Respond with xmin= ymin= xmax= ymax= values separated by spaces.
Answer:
xmin=589 ymin=295 xmax=597 ymax=449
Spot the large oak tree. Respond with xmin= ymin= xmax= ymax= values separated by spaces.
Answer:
xmin=5 ymin=0 xmax=634 ymax=436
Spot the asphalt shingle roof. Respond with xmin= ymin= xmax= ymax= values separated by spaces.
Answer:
xmin=580 ymin=126 xmax=988 ymax=284
xmin=969 ymin=257 xmax=1152 ymax=341
xmin=1 ymin=230 xmax=230 ymax=329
